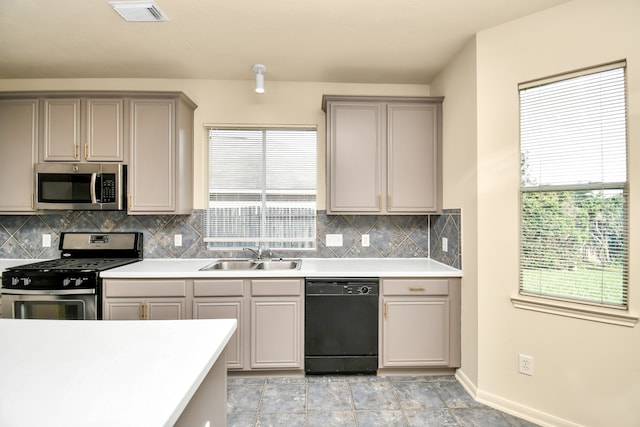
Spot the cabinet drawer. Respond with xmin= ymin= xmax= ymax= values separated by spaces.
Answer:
xmin=104 ymin=280 xmax=187 ymax=297
xmin=251 ymin=279 xmax=302 ymax=296
xmin=382 ymin=279 xmax=449 ymax=296
xmin=194 ymin=280 xmax=244 ymax=297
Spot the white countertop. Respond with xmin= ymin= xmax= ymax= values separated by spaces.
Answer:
xmin=100 ymin=257 xmax=462 ymax=279
xmin=0 ymin=318 xmax=236 ymax=427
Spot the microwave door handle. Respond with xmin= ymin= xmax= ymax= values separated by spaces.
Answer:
xmin=90 ymin=173 xmax=98 ymax=204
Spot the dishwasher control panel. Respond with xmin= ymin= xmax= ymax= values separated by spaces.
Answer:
xmin=305 ymin=279 xmax=379 ymax=296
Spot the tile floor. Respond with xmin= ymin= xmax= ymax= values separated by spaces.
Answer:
xmin=227 ymin=374 xmax=539 ymax=427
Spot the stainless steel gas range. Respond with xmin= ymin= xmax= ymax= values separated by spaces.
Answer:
xmin=1 ymin=232 xmax=142 ymax=320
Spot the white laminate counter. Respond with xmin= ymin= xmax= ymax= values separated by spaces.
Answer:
xmin=100 ymin=257 xmax=462 ymax=279
xmin=0 ymin=318 xmax=236 ymax=427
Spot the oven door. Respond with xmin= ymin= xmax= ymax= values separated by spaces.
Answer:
xmin=1 ymin=289 xmax=97 ymax=320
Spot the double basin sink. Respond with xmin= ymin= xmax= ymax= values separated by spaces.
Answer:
xmin=199 ymin=258 xmax=302 ymax=271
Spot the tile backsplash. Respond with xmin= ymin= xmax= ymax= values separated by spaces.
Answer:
xmin=0 ymin=209 xmax=461 ymax=269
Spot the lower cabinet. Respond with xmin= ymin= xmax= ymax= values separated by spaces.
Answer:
xmin=380 ymin=278 xmax=460 ymax=369
xmin=250 ymin=279 xmax=303 ymax=369
xmin=193 ymin=279 xmax=245 ymax=370
xmin=103 ymin=279 xmax=187 ymax=320
xmin=106 ymin=277 xmax=304 ymax=372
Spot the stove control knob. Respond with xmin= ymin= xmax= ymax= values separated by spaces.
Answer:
xmin=71 ymin=277 xmax=85 ymax=287
xmin=24 ymin=277 xmax=31 ymax=286
xmin=360 ymin=286 xmax=369 ymax=294
xmin=12 ymin=277 xmax=19 ymax=286
xmin=63 ymin=278 xmax=71 ymax=287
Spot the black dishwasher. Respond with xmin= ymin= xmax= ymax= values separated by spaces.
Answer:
xmin=305 ymin=278 xmax=379 ymax=374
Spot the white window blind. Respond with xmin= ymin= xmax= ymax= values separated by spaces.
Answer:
xmin=204 ymin=127 xmax=317 ymax=250
xmin=519 ymin=62 xmax=628 ymax=308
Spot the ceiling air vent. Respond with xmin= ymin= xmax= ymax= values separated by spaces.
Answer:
xmin=108 ymin=1 xmax=168 ymax=22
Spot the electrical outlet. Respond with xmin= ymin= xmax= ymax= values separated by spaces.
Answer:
xmin=174 ymin=234 xmax=183 ymax=247
xmin=326 ymin=234 xmax=343 ymax=247
xmin=442 ymin=237 xmax=448 ymax=252
xmin=42 ymin=234 xmax=52 ymax=248
xmin=518 ymin=354 xmax=534 ymax=376
xmin=362 ymin=234 xmax=370 ymax=247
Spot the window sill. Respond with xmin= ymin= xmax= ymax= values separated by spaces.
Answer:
xmin=511 ymin=295 xmax=638 ymax=327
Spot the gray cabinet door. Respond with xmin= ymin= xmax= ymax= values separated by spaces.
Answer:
xmin=327 ymin=102 xmax=383 ymax=213
xmin=129 ymin=98 xmax=175 ymax=212
xmin=382 ymin=297 xmax=450 ymax=366
xmin=42 ymin=98 xmax=81 ymax=161
xmin=85 ymin=98 xmax=124 ymax=161
xmin=387 ymin=103 xmax=440 ymax=212
xmin=0 ymin=99 xmax=37 ymax=212
xmin=42 ymin=98 xmax=124 ymax=162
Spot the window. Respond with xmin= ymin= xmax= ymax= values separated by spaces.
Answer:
xmin=519 ymin=62 xmax=628 ymax=308
xmin=204 ymin=127 xmax=317 ymax=251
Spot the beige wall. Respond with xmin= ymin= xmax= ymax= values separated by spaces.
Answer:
xmin=431 ymin=40 xmax=479 ymax=387
xmin=0 ymin=79 xmax=429 ymax=211
xmin=437 ymin=0 xmax=639 ymax=425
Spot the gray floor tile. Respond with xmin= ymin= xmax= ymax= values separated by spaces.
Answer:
xmin=306 ymin=410 xmax=357 ymax=426
xmin=227 ymin=412 xmax=256 ymax=427
xmin=225 ymin=374 xmax=540 ymax=427
xmin=259 ymin=383 xmax=307 ymax=413
xmin=452 ymin=408 xmax=513 ymax=427
xmin=435 ymin=381 xmax=486 ymax=409
xmin=405 ymin=409 xmax=460 ymax=426
xmin=394 ymin=381 xmax=446 ymax=409
xmin=501 ymin=412 xmax=541 ymax=426
xmin=228 ymin=377 xmax=268 ymax=386
xmin=307 ymin=382 xmax=354 ymax=410
xmin=306 ymin=374 xmax=351 ymax=383
xmin=227 ymin=384 xmax=263 ymax=413
xmin=357 ymin=410 xmax=408 ymax=427
xmin=351 ymin=381 xmax=400 ymax=410
xmin=256 ymin=412 xmax=305 ymax=427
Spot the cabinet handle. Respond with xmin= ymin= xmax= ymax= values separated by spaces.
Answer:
xmin=74 ymin=144 xmax=79 ymax=159
xmin=140 ymin=303 xmax=147 ymax=320
xmin=378 ymin=194 xmax=382 ymax=209
xmin=128 ymin=194 xmax=132 ymax=210
xmin=409 ymin=286 xmax=426 ymax=291
xmin=388 ymin=195 xmax=392 ymax=209
xmin=84 ymin=143 xmax=88 ymax=160
xmin=384 ymin=302 xmax=388 ymax=320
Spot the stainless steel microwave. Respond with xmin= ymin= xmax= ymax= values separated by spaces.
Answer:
xmin=35 ymin=163 xmax=126 ymax=211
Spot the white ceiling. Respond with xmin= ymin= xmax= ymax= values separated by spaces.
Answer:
xmin=0 ymin=0 xmax=569 ymax=84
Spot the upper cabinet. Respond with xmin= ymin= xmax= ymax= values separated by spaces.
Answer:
xmin=0 ymin=99 xmax=38 ymax=212
xmin=41 ymin=97 xmax=124 ymax=162
xmin=0 ymin=91 xmax=196 ymax=215
xmin=128 ymin=94 xmax=196 ymax=214
xmin=323 ymin=95 xmax=443 ymax=214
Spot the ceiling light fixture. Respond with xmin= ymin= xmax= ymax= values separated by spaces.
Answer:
xmin=108 ymin=1 xmax=168 ymax=22
xmin=252 ymin=64 xmax=266 ymax=94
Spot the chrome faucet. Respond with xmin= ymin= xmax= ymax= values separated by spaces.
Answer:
xmin=244 ymin=247 xmax=263 ymax=259
xmin=243 ymin=246 xmax=274 ymax=260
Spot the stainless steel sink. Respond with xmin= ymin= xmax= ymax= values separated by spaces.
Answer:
xmin=199 ymin=259 xmax=301 ymax=271
xmin=199 ymin=259 xmax=256 ymax=271
xmin=254 ymin=260 xmax=301 ymax=270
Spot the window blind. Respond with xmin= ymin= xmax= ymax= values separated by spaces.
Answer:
xmin=519 ymin=62 xmax=628 ymax=308
xmin=204 ymin=127 xmax=317 ymax=250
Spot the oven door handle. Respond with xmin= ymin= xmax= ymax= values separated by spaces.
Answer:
xmin=0 ymin=288 xmax=96 ymax=296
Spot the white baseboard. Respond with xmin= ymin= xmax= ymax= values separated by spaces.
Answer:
xmin=455 ymin=369 xmax=582 ymax=427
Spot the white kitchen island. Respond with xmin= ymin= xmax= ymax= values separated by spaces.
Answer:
xmin=0 ymin=318 xmax=236 ymax=427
